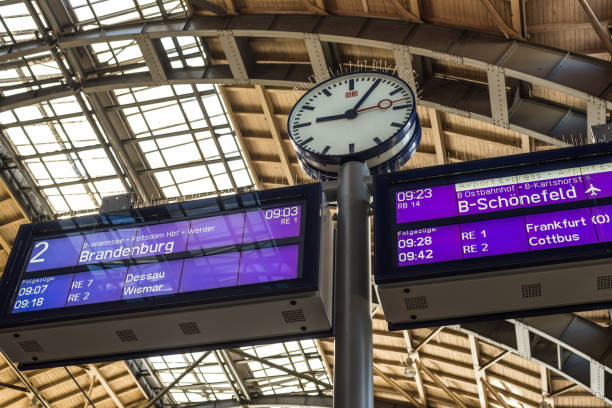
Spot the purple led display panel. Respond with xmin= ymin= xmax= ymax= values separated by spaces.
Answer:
xmin=11 ymin=204 xmax=305 ymax=314
xmin=11 ymin=245 xmax=302 ymax=311
xmin=24 ymin=205 xmax=302 ymax=273
xmin=396 ymin=206 xmax=612 ymax=267
xmin=395 ymin=161 xmax=612 ymax=223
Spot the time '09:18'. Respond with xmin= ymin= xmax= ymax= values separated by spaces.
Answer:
xmin=14 ymin=297 xmax=45 ymax=310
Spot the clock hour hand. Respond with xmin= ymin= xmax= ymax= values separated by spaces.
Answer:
xmin=315 ymin=113 xmax=347 ymax=123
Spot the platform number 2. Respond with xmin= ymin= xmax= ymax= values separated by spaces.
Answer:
xmin=30 ymin=241 xmax=49 ymax=263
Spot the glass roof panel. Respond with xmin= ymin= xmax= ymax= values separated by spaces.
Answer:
xmin=0 ymin=1 xmax=40 ymax=45
xmin=67 ymin=0 xmax=187 ymax=29
xmin=145 ymin=342 xmax=331 ymax=404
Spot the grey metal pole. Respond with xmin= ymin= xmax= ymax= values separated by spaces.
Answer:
xmin=334 ymin=161 xmax=373 ymax=408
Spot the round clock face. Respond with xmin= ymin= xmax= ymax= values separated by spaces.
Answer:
xmin=288 ymin=71 xmax=417 ymax=164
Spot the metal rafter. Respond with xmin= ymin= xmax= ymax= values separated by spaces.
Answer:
xmin=577 ymin=0 xmax=612 ymax=59
xmin=1 ymin=14 xmax=601 ymax=150
xmin=190 ymin=0 xmax=229 ymax=16
xmin=300 ymin=0 xmax=327 ymax=15
xmin=87 ymin=365 xmax=125 ymax=408
xmin=229 ymin=348 xmax=330 ymax=390
xmin=510 ymin=0 xmax=523 ymax=36
xmin=468 ymin=335 xmax=489 ymax=408
xmin=413 ymin=359 xmax=468 ymax=408
xmin=478 ymin=0 xmax=525 ymax=40
xmin=218 ymin=85 xmax=262 ymax=189
xmin=254 ymin=85 xmax=295 ymax=185
xmin=388 ymin=0 xmax=422 ymax=23
xmin=372 ymin=365 xmax=423 ymax=408
xmin=402 ymin=331 xmax=427 ymax=406
xmin=427 ymin=108 xmax=447 ymax=164
xmin=0 ymin=351 xmax=50 ymax=408
xmin=541 ymin=366 xmax=554 ymax=407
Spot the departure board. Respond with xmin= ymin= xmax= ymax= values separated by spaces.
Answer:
xmin=0 ymin=184 xmax=321 ymax=322
xmin=374 ymin=143 xmax=612 ymax=282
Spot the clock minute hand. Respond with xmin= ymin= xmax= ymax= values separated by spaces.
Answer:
xmin=352 ymin=78 xmax=382 ymax=111
xmin=315 ymin=113 xmax=347 ymax=123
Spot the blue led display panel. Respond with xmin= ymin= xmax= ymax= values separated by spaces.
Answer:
xmin=0 ymin=184 xmax=321 ymax=324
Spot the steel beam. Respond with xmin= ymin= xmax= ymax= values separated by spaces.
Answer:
xmin=87 ymin=365 xmax=125 ymax=408
xmin=304 ymin=34 xmax=331 ymax=83
xmin=255 ymin=85 xmax=295 ymax=185
xmin=487 ymin=65 xmax=510 ymax=128
xmin=392 ymin=45 xmax=418 ymax=98
xmin=427 ymin=108 xmax=447 ymax=164
xmin=413 ymin=359 xmax=467 ymax=408
xmin=300 ymin=0 xmax=327 ymax=15
xmin=142 ymin=352 xmax=211 ymax=408
xmin=219 ymin=350 xmax=250 ymax=402
xmin=587 ymin=96 xmax=607 ymax=143
xmin=136 ymin=37 xmax=169 ymax=82
xmin=0 ymin=15 xmax=600 ymax=102
xmin=541 ymin=366 xmax=554 ymax=407
xmin=218 ymin=31 xmax=250 ymax=84
xmin=402 ymin=331 xmax=427 ymax=406
xmin=577 ymin=0 xmax=612 ymax=59
xmin=0 ymin=351 xmax=51 ymax=408
xmin=191 ymin=0 xmax=229 ymax=15
xmin=388 ymin=0 xmax=421 ymax=23
xmin=2 ymin=15 xmax=607 ymax=148
xmin=478 ymin=0 xmax=524 ymax=40
xmin=510 ymin=0 xmax=523 ymax=35
xmin=481 ymin=377 xmax=512 ymax=408
xmin=372 ymin=365 xmax=423 ymax=408
xmin=460 ymin=313 xmax=612 ymax=406
xmin=181 ymin=395 xmax=416 ymax=408
xmin=217 ymin=85 xmax=262 ymax=189
xmin=0 ymin=381 xmax=27 ymax=392
xmin=479 ymin=350 xmax=509 ymax=372
xmin=229 ymin=349 xmax=331 ymax=389
xmin=468 ymin=335 xmax=489 ymax=408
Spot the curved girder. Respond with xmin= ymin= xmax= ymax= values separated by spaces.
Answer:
xmin=1 ymin=15 xmax=610 ymax=147
xmin=458 ymin=314 xmax=612 ymax=404
xmin=183 ymin=395 xmax=411 ymax=407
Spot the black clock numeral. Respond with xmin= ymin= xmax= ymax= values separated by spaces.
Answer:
xmin=373 ymin=137 xmax=382 ymax=144
xmin=321 ymin=145 xmax=331 ymax=155
xmin=390 ymin=122 xmax=403 ymax=128
xmin=389 ymin=88 xmax=402 ymax=96
xmin=349 ymin=143 xmax=355 ymax=153
xmin=294 ymin=122 xmax=312 ymax=129
xmin=322 ymin=89 xmax=332 ymax=97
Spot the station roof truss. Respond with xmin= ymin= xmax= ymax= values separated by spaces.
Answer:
xmin=0 ymin=1 xmax=611 ymax=408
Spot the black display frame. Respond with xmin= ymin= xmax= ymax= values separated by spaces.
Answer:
xmin=0 ymin=183 xmax=322 ymax=329
xmin=374 ymin=143 xmax=612 ymax=285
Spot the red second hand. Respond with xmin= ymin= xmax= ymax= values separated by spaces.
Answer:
xmin=356 ymin=97 xmax=410 ymax=112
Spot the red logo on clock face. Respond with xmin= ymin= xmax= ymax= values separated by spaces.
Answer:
xmin=345 ymin=90 xmax=358 ymax=98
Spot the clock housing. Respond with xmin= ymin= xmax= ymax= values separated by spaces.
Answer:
xmin=287 ymin=71 xmax=421 ymax=180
